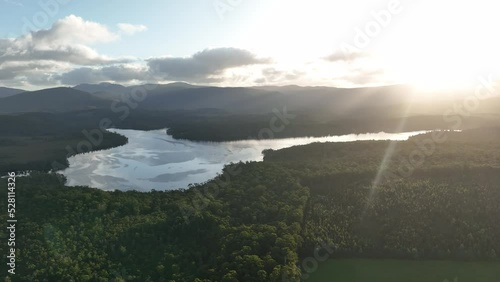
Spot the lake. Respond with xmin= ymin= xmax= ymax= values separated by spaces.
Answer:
xmin=62 ymin=129 xmax=428 ymax=191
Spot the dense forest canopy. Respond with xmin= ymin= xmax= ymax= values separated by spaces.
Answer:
xmin=2 ymin=128 xmax=500 ymax=281
xmin=1 ymin=84 xmax=500 ymax=281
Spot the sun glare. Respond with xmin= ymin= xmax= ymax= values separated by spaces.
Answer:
xmin=377 ymin=0 xmax=500 ymax=91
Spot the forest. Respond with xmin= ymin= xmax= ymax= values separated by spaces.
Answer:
xmin=1 ymin=0 xmax=499 ymax=279
xmin=1 ymin=106 xmax=499 ymax=175
xmin=1 ymin=127 xmax=500 ymax=281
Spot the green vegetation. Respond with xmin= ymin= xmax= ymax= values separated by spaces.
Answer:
xmin=1 ymin=128 xmax=500 ymax=281
xmin=162 ymin=113 xmax=498 ymax=141
xmin=1 ymin=85 xmax=500 ymax=280
xmin=0 ymin=132 xmax=127 ymax=173
xmin=307 ymin=259 xmax=500 ymax=282
xmin=267 ymin=128 xmax=500 ymax=262
xmin=0 ymin=164 xmax=307 ymax=281
xmin=298 ymin=167 xmax=500 ymax=260
xmin=4 ymin=108 xmax=496 ymax=175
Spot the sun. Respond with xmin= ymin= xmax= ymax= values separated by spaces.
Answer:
xmin=371 ymin=0 xmax=500 ymax=91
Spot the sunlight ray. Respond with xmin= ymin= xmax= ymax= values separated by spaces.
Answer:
xmin=366 ymin=92 xmax=417 ymax=205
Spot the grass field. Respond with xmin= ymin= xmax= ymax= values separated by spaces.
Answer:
xmin=306 ymin=259 xmax=500 ymax=282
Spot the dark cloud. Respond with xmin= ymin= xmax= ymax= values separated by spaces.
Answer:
xmin=50 ymin=48 xmax=274 ymax=86
xmin=148 ymin=47 xmax=271 ymax=82
xmin=58 ymin=65 xmax=148 ymax=85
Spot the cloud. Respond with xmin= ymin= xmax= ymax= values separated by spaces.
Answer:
xmin=148 ymin=47 xmax=271 ymax=82
xmin=320 ymin=51 xmax=394 ymax=86
xmin=324 ymin=50 xmax=370 ymax=63
xmin=0 ymin=14 xmax=307 ymax=88
xmin=58 ymin=65 xmax=149 ymax=85
xmin=33 ymin=15 xmax=119 ymax=45
xmin=254 ymin=67 xmax=304 ymax=84
xmin=0 ymin=61 xmax=69 ymax=87
xmin=0 ymin=15 xmax=125 ymax=66
xmin=0 ymin=15 xmax=136 ymax=87
xmin=57 ymin=48 xmax=274 ymax=86
xmin=0 ymin=61 xmax=69 ymax=79
xmin=118 ymin=23 xmax=148 ymax=35
xmin=0 ymin=40 xmax=127 ymax=65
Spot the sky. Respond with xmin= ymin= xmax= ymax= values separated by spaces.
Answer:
xmin=0 ymin=0 xmax=499 ymax=90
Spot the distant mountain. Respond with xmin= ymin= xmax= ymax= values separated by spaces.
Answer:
xmin=141 ymin=86 xmax=286 ymax=113
xmin=73 ymin=82 xmax=201 ymax=100
xmin=0 ymin=87 xmax=110 ymax=114
xmin=141 ymin=84 xmax=418 ymax=115
xmin=3 ymin=83 xmax=498 ymax=117
xmin=0 ymin=87 xmax=25 ymax=98
xmin=144 ymin=82 xmax=201 ymax=93
xmin=73 ymin=82 xmax=128 ymax=95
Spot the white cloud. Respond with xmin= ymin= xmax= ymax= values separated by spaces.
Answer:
xmin=0 ymin=15 xmax=125 ymax=66
xmin=117 ymin=23 xmax=148 ymax=35
xmin=0 ymin=15 xmax=136 ymax=88
xmin=0 ymin=14 xmax=395 ymax=89
xmin=34 ymin=15 xmax=119 ymax=46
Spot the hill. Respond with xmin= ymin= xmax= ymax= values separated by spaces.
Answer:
xmin=73 ymin=82 xmax=128 ymax=95
xmin=0 ymin=87 xmax=110 ymax=113
xmin=0 ymin=86 xmax=25 ymax=98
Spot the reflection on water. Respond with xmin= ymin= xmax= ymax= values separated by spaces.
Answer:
xmin=62 ymin=129 xmax=428 ymax=191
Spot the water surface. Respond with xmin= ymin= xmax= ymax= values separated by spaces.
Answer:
xmin=62 ymin=129 xmax=428 ymax=191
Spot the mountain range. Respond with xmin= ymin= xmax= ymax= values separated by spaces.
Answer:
xmin=0 ymin=82 xmax=498 ymax=118
xmin=0 ymin=87 xmax=25 ymax=98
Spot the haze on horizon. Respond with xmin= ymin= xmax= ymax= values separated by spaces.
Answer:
xmin=0 ymin=0 xmax=499 ymax=91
